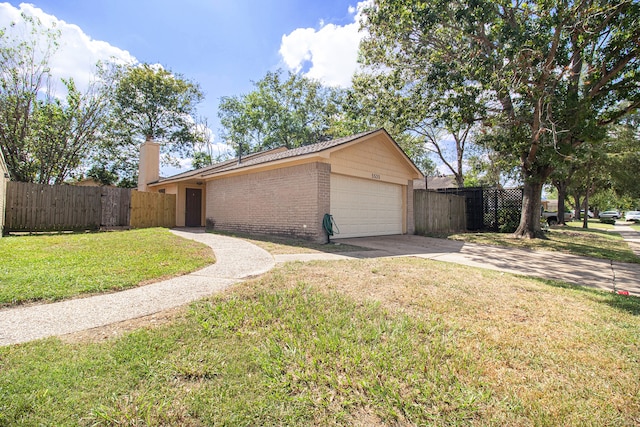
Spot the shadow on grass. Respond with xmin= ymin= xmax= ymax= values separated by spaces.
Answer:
xmin=209 ymin=230 xmax=370 ymax=254
xmin=4 ymin=229 xmax=106 ymax=238
xmin=533 ymin=277 xmax=640 ymax=316
xmin=436 ymin=226 xmax=640 ymax=264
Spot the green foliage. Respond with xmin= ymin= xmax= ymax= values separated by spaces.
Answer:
xmin=360 ymin=0 xmax=640 ymax=237
xmin=0 ymin=13 xmax=58 ymax=183
xmin=85 ymin=165 xmax=118 ymax=186
xmin=32 ymin=78 xmax=110 ymax=184
xmin=350 ymin=63 xmax=483 ymax=186
xmin=191 ymin=151 xmax=212 ymax=170
xmin=111 ymin=63 xmax=204 ymax=157
xmin=218 ymin=70 xmax=345 ymax=154
xmin=498 ymin=208 xmax=521 ymax=233
xmin=0 ymin=13 xmax=111 ymax=184
xmin=0 ymin=228 xmax=214 ymax=306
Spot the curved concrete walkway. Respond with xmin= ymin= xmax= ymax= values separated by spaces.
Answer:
xmin=2 ymin=225 xmax=638 ymax=346
xmin=0 ymin=229 xmax=274 ymax=346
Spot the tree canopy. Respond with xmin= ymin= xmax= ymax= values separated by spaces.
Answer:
xmin=218 ymin=70 xmax=344 ymax=155
xmin=350 ymin=62 xmax=483 ymax=187
xmin=0 ymin=14 xmax=114 ymax=185
xmin=111 ymin=63 xmax=204 ymax=156
xmin=1 ymin=13 xmax=207 ymax=186
xmin=361 ymin=0 xmax=640 ymax=237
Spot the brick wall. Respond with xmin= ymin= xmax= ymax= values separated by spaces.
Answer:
xmin=206 ymin=162 xmax=331 ymax=242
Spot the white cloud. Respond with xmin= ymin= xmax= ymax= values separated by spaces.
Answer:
xmin=279 ymin=1 xmax=372 ymax=87
xmin=0 ymin=3 xmax=136 ymax=94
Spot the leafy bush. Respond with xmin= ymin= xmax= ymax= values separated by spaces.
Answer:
xmin=498 ymin=208 xmax=521 ymax=233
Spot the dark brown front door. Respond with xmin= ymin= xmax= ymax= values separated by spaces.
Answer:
xmin=185 ymin=188 xmax=202 ymax=227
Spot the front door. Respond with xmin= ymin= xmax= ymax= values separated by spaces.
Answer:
xmin=185 ymin=188 xmax=202 ymax=227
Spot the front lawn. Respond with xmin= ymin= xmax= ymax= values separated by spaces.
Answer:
xmin=1 ymin=258 xmax=638 ymax=425
xmin=445 ymin=225 xmax=639 ymax=263
xmin=0 ymin=228 xmax=215 ymax=306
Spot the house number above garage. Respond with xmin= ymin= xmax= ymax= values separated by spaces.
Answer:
xmin=371 ymin=173 xmax=381 ymax=180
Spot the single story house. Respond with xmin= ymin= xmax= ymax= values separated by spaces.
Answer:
xmin=140 ymin=129 xmax=424 ymax=242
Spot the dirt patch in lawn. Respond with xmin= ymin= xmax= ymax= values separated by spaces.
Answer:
xmin=59 ymin=306 xmax=188 ymax=344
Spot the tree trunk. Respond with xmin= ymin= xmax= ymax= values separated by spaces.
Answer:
xmin=513 ymin=179 xmax=546 ymax=239
xmin=582 ymin=171 xmax=590 ymax=229
xmin=573 ymin=192 xmax=582 ymax=221
xmin=555 ymin=179 xmax=568 ymax=225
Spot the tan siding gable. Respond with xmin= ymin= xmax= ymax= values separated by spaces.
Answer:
xmin=329 ymin=133 xmax=419 ymax=185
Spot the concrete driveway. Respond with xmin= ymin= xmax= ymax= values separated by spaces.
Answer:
xmin=277 ymin=233 xmax=640 ymax=297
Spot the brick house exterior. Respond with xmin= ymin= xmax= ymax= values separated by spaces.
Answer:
xmin=147 ymin=129 xmax=423 ymax=242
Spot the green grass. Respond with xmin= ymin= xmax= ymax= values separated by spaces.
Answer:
xmin=0 ymin=228 xmax=215 ymax=306
xmin=565 ymin=219 xmax=616 ymax=229
xmin=445 ymin=225 xmax=639 ymax=263
xmin=1 ymin=258 xmax=638 ymax=425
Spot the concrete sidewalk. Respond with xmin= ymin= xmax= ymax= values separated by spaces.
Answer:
xmin=0 ymin=230 xmax=275 ymax=346
xmin=276 ymin=231 xmax=640 ymax=297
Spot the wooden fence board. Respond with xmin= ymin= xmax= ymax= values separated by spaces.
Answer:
xmin=0 ymin=155 xmax=7 ymax=236
xmin=101 ymin=187 xmax=131 ymax=227
xmin=4 ymin=182 xmax=102 ymax=232
xmin=130 ymin=190 xmax=176 ymax=229
xmin=414 ymin=190 xmax=466 ymax=234
xmin=3 ymin=183 xmax=176 ymax=234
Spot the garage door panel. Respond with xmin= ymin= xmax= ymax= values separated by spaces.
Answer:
xmin=330 ymin=174 xmax=402 ymax=238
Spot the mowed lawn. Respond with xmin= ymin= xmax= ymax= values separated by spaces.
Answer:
xmin=445 ymin=224 xmax=640 ymax=263
xmin=1 ymin=256 xmax=638 ymax=425
xmin=0 ymin=228 xmax=215 ymax=306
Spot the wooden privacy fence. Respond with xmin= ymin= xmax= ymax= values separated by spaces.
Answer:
xmin=414 ymin=189 xmax=466 ymax=234
xmin=130 ymin=190 xmax=176 ymax=229
xmin=3 ymin=182 xmax=175 ymax=234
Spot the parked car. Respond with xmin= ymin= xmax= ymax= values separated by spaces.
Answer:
xmin=599 ymin=210 xmax=620 ymax=219
xmin=625 ymin=211 xmax=640 ymax=222
xmin=571 ymin=209 xmax=594 ymax=218
xmin=542 ymin=210 xmax=573 ymax=226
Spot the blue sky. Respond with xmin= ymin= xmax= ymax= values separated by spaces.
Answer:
xmin=0 ymin=1 xmax=368 ymax=173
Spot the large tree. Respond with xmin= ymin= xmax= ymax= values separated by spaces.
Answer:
xmin=110 ymin=63 xmax=204 ymax=159
xmin=0 ymin=13 xmax=57 ymax=182
xmin=218 ymin=70 xmax=344 ymax=155
xmin=361 ymin=0 xmax=640 ymax=238
xmin=0 ymin=14 xmax=113 ymax=184
xmin=350 ymin=66 xmax=483 ymax=187
xmin=31 ymin=78 xmax=111 ymax=184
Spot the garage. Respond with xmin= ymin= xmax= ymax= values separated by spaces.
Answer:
xmin=330 ymin=174 xmax=403 ymax=238
xmin=148 ymin=128 xmax=422 ymax=242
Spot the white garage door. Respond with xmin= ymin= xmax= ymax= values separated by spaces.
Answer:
xmin=330 ymin=174 xmax=403 ymax=238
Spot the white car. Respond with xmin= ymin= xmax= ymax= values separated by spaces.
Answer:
xmin=625 ymin=211 xmax=640 ymax=222
xmin=599 ymin=210 xmax=620 ymax=219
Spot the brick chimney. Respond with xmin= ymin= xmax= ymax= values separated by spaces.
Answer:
xmin=137 ymin=138 xmax=160 ymax=192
